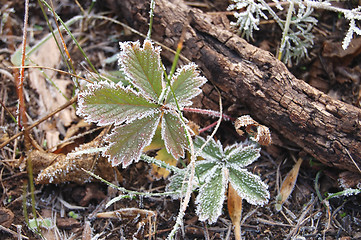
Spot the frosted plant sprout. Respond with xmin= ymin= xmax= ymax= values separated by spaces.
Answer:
xmin=228 ymin=0 xmax=361 ymax=64
xmin=77 ymin=40 xmax=206 ymax=167
xmin=167 ymin=136 xmax=270 ymax=223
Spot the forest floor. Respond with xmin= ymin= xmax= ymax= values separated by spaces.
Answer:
xmin=0 ymin=0 xmax=361 ymax=239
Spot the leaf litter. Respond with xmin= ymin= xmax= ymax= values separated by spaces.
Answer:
xmin=1 ymin=0 xmax=361 ymax=239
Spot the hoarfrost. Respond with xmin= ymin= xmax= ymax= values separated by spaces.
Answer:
xmin=104 ymin=113 xmax=161 ymax=167
xmin=161 ymin=111 xmax=188 ymax=159
xmin=193 ymin=136 xmax=223 ymax=162
xmin=228 ymin=165 xmax=269 ymax=206
xmin=119 ymin=40 xmax=163 ymax=102
xmin=225 ymin=145 xmax=260 ymax=167
xmin=165 ymin=63 xmax=207 ymax=107
xmin=77 ymin=80 xmax=159 ymax=126
xmin=195 ymin=167 xmax=227 ymax=223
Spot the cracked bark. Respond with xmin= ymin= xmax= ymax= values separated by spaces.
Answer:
xmin=117 ymin=0 xmax=361 ymax=173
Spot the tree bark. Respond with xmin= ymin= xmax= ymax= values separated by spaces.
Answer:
xmin=118 ymin=0 xmax=361 ymax=173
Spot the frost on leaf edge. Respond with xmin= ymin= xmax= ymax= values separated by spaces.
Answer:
xmin=165 ymin=63 xmax=207 ymax=107
xmin=194 ymin=136 xmax=224 ymax=162
xmin=160 ymin=110 xmax=189 ymax=160
xmin=103 ymin=113 xmax=161 ymax=168
xmin=118 ymin=40 xmax=163 ymax=102
xmin=228 ymin=164 xmax=270 ymax=206
xmin=195 ymin=166 xmax=227 ymax=224
xmin=224 ymin=144 xmax=261 ymax=168
xmin=76 ymin=80 xmax=160 ymax=126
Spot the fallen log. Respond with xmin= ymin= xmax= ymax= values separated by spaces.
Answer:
xmin=117 ymin=0 xmax=361 ymax=173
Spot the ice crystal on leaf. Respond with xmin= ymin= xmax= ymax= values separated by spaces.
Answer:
xmin=196 ymin=167 xmax=226 ymax=223
xmin=77 ymin=40 xmax=206 ymax=167
xmin=119 ymin=40 xmax=164 ymax=101
xmin=165 ymin=63 xmax=207 ymax=107
xmin=168 ymin=136 xmax=269 ymax=223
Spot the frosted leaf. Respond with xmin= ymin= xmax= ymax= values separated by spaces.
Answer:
xmin=166 ymin=169 xmax=199 ymax=198
xmin=196 ymin=166 xmax=227 ymax=223
xmin=77 ymin=81 xmax=159 ymax=126
xmin=166 ymin=171 xmax=187 ymax=198
xmin=165 ymin=63 xmax=207 ymax=107
xmin=119 ymin=40 xmax=163 ymax=101
xmin=193 ymin=136 xmax=223 ymax=162
xmin=195 ymin=160 xmax=218 ymax=183
xmin=161 ymin=112 xmax=188 ymax=159
xmin=228 ymin=165 xmax=269 ymax=206
xmin=225 ymin=144 xmax=260 ymax=167
xmin=104 ymin=113 xmax=161 ymax=167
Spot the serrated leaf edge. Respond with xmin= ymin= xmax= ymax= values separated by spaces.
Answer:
xmin=119 ymin=40 xmax=163 ymax=102
xmin=228 ymin=165 xmax=269 ymax=206
xmin=77 ymin=80 xmax=160 ymax=126
xmin=103 ymin=113 xmax=161 ymax=167
xmin=225 ymin=144 xmax=261 ymax=168
xmin=166 ymin=63 xmax=207 ymax=107
xmin=194 ymin=136 xmax=224 ymax=162
xmin=195 ymin=166 xmax=227 ymax=223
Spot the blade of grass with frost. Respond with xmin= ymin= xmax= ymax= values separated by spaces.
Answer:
xmin=196 ymin=167 xmax=227 ymax=223
xmin=119 ymin=40 xmax=164 ymax=102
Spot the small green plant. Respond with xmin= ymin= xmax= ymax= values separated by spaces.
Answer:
xmin=167 ymin=136 xmax=269 ymax=223
xmin=77 ymin=40 xmax=206 ymax=167
xmin=228 ymin=0 xmax=361 ymax=64
xmin=76 ymin=37 xmax=270 ymax=237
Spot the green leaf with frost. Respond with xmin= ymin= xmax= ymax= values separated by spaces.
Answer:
xmin=195 ymin=167 xmax=226 ymax=223
xmin=195 ymin=161 xmax=218 ymax=183
xmin=119 ymin=40 xmax=164 ymax=101
xmin=161 ymin=112 xmax=188 ymax=159
xmin=77 ymin=40 xmax=206 ymax=167
xmin=225 ymin=143 xmax=260 ymax=167
xmin=105 ymin=113 xmax=161 ymax=167
xmin=77 ymin=81 xmax=159 ymax=126
xmin=165 ymin=63 xmax=207 ymax=107
xmin=167 ymin=135 xmax=269 ymax=223
xmin=166 ymin=167 xmax=199 ymax=198
xmin=228 ymin=165 xmax=269 ymax=205
xmin=193 ymin=136 xmax=223 ymax=162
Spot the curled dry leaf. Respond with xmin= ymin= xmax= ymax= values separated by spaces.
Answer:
xmin=235 ymin=115 xmax=271 ymax=146
xmin=227 ymin=183 xmax=242 ymax=240
xmin=275 ymin=158 xmax=303 ymax=211
xmin=33 ymin=136 xmax=121 ymax=184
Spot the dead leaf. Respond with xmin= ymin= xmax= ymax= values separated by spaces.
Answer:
xmin=33 ymin=136 xmax=121 ymax=184
xmin=28 ymin=36 xmax=76 ymax=149
xmin=275 ymin=158 xmax=303 ymax=211
xmin=0 ymin=207 xmax=14 ymax=228
xmin=228 ymin=183 xmax=242 ymax=240
xmin=235 ymin=115 xmax=272 ymax=146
